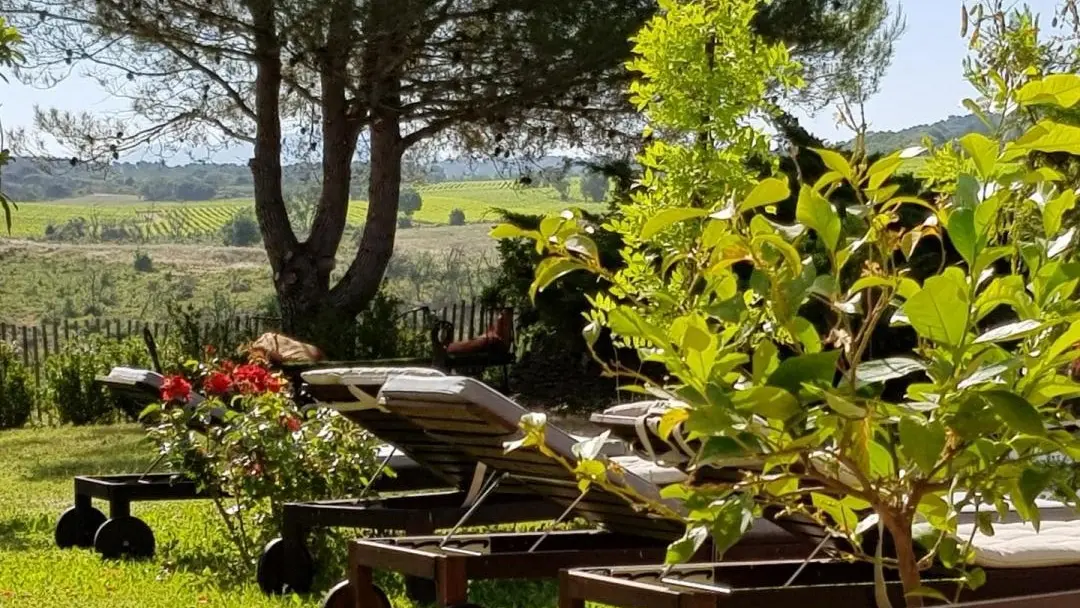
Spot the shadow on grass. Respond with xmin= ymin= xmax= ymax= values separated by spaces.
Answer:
xmin=27 ymin=453 xmax=159 ymax=482
xmin=0 ymin=512 xmax=53 ymax=552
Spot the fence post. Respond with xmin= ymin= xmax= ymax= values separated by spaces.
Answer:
xmin=20 ymin=325 xmax=29 ymax=367
xmin=30 ymin=326 xmax=40 ymax=385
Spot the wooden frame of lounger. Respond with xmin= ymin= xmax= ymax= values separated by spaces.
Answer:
xmin=326 ymin=376 xmax=823 ymax=608
xmin=255 ymin=368 xmax=567 ymax=597
xmin=557 ymin=560 xmax=1080 ymax=608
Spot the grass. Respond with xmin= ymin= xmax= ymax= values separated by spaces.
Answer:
xmin=5 ymin=180 xmax=604 ymax=239
xmin=0 ymin=424 xmax=582 ymax=607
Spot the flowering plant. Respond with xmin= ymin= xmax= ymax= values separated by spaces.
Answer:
xmin=143 ymin=351 xmax=380 ymax=574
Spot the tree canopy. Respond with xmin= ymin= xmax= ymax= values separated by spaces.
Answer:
xmin=5 ymin=0 xmax=652 ymax=344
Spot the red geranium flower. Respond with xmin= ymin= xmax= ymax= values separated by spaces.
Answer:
xmin=266 ymin=376 xmax=282 ymax=394
xmin=233 ymin=363 xmax=275 ymax=394
xmin=280 ymin=415 xmax=302 ymax=433
xmin=161 ymin=375 xmax=192 ymax=404
xmin=203 ymin=371 xmax=233 ymax=396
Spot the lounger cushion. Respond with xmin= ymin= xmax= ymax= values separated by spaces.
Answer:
xmin=914 ymin=498 xmax=1080 ymax=568
xmin=100 ymin=367 xmax=205 ymax=406
xmin=610 ymin=455 xmax=688 ymax=485
xmin=961 ymin=517 xmax=1080 ymax=568
xmin=302 ymin=367 xmax=445 ymax=386
xmin=379 ymin=375 xmax=681 ymax=502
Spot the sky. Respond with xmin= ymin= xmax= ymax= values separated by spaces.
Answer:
xmin=0 ymin=0 xmax=1066 ymax=163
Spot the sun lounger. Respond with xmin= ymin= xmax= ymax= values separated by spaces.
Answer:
xmin=253 ymin=367 xmax=570 ymax=598
xmin=320 ymin=375 xmax=820 ymax=608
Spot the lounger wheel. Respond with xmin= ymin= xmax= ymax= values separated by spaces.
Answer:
xmin=93 ymin=516 xmax=156 ymax=559
xmin=320 ymin=580 xmax=391 ymax=608
xmin=55 ymin=505 xmax=107 ymax=549
xmin=256 ymin=537 xmax=314 ymax=595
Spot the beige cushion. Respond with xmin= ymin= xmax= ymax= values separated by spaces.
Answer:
xmin=379 ymin=375 xmax=676 ymax=504
xmin=610 ymin=455 xmax=688 ymax=485
xmin=914 ymin=498 xmax=1080 ymax=568
xmin=302 ymin=367 xmax=445 ymax=412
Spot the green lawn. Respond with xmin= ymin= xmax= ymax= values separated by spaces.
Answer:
xmin=0 ymin=425 xmax=576 ymax=607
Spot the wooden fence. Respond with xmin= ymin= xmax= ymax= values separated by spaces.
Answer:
xmin=0 ymin=298 xmax=509 ymax=382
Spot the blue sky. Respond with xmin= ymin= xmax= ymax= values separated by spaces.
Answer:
xmin=0 ymin=0 xmax=1065 ymax=161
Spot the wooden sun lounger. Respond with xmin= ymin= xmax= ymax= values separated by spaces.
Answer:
xmin=558 ymin=560 xmax=1080 ymax=608
xmin=320 ymin=376 xmax=822 ymax=608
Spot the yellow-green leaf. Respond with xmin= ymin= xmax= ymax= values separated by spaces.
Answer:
xmin=1007 ymin=120 xmax=1080 ymax=158
xmin=866 ymin=151 xmax=903 ymax=190
xmin=904 ymin=270 xmax=970 ymax=347
xmin=641 ymin=208 xmax=709 ymax=240
xmin=1017 ymin=74 xmax=1080 ymax=109
xmin=529 ymin=258 xmax=586 ymax=299
xmin=739 ymin=178 xmax=790 ymax=212
xmin=796 ymin=185 xmax=841 ymax=253
xmin=960 ymin=133 xmax=999 ymax=179
xmin=812 ymin=148 xmax=854 ymax=182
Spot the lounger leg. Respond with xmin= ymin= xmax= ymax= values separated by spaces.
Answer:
xmin=348 ymin=550 xmax=377 ymax=608
xmin=403 ymin=520 xmax=437 ymax=605
xmin=435 ymin=557 xmax=468 ymax=607
xmin=558 ymin=570 xmax=586 ymax=608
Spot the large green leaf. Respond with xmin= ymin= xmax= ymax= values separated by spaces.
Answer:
xmin=899 ymin=418 xmax=946 ymax=472
xmin=767 ymin=351 xmax=841 ymax=395
xmin=982 ymin=390 xmax=1045 ymax=436
xmin=709 ymin=499 xmax=754 ymax=558
xmin=1043 ymin=189 xmax=1076 ymax=238
xmin=959 ymin=133 xmax=999 ymax=178
xmin=948 ymin=207 xmax=978 ymax=265
xmin=739 ymin=178 xmax=790 ymax=212
xmin=812 ymin=148 xmax=855 ymax=182
xmin=641 ymin=208 xmax=709 ymax=240
xmin=1017 ymin=74 xmax=1080 ymax=109
xmin=1045 ymin=319 xmax=1080 ymax=362
xmin=1012 ymin=467 xmax=1054 ymax=530
xmin=904 ymin=270 xmax=971 ymax=347
xmin=530 ymin=258 xmax=587 ymax=299
xmin=666 ymin=525 xmax=708 ymax=564
xmin=1007 ymin=120 xmax=1080 ymax=157
xmin=855 ymin=357 xmax=927 ymax=384
xmin=796 ymin=185 xmax=841 ymax=253
xmin=973 ymin=320 xmax=1044 ymax=344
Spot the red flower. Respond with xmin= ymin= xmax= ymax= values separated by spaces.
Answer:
xmin=266 ymin=376 xmax=282 ymax=394
xmin=204 ymin=344 xmax=216 ymax=357
xmin=219 ymin=360 xmax=235 ymax=374
xmin=161 ymin=375 xmax=192 ymax=403
xmin=280 ymin=415 xmax=302 ymax=433
xmin=203 ymin=372 xmax=233 ymax=396
xmin=233 ymin=363 xmax=271 ymax=394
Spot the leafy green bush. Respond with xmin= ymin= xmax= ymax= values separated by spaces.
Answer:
xmin=399 ymin=187 xmax=423 ymax=216
xmin=144 ymin=358 xmax=380 ymax=575
xmin=220 ymin=211 xmax=261 ymax=247
xmin=44 ymin=334 xmax=152 ymax=425
xmin=0 ymin=342 xmax=34 ymax=429
xmin=448 ymin=208 xmax=466 ymax=226
xmin=133 ymin=249 xmax=153 ymax=272
xmin=507 ymin=1 xmax=1080 ymax=604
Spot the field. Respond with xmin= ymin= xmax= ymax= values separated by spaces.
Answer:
xmin=0 ymin=223 xmax=500 ymax=325
xmin=4 ymin=180 xmax=605 ymax=239
xmin=0 ymin=425 xmax=569 ymax=607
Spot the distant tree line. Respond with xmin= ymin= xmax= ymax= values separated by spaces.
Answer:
xmin=846 ymin=113 xmax=992 ymax=156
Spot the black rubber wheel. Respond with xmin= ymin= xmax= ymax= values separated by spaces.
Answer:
xmin=93 ymin=516 xmax=155 ymax=560
xmin=256 ymin=537 xmax=314 ymax=595
xmin=322 ymin=581 xmax=392 ymax=608
xmin=55 ymin=505 xmax=107 ymax=549
xmin=404 ymin=576 xmax=437 ymax=604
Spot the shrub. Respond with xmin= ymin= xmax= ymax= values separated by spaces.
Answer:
xmin=0 ymin=342 xmax=34 ymax=429
xmin=221 ymin=211 xmax=261 ymax=247
xmin=133 ymin=249 xmax=153 ymax=272
xmin=507 ymin=4 xmax=1080 ymax=605
xmin=44 ymin=334 xmax=152 ymax=425
xmin=144 ymin=357 xmax=381 ymax=573
xmin=448 ymin=208 xmax=466 ymax=226
xmin=399 ymin=187 xmax=423 ymax=216
xmin=579 ymin=170 xmax=609 ymax=202
xmin=396 ymin=215 xmax=413 ymax=229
